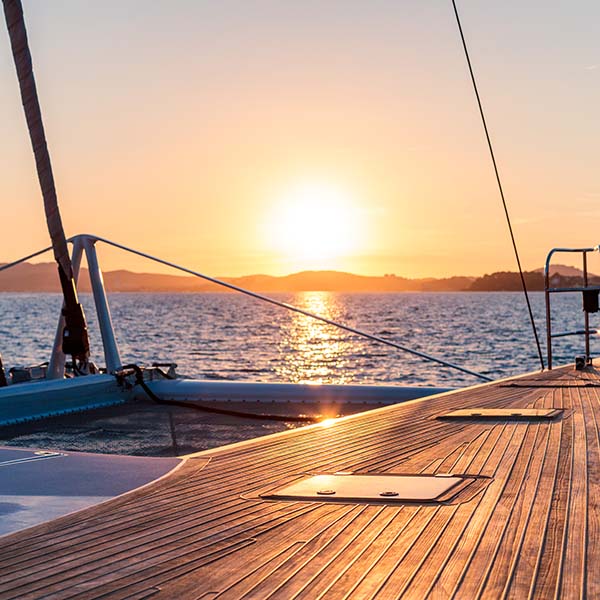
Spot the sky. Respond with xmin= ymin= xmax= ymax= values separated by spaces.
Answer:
xmin=0 ymin=1 xmax=599 ymax=278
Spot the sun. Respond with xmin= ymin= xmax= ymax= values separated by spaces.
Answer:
xmin=266 ymin=181 xmax=360 ymax=269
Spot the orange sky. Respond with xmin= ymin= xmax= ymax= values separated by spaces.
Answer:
xmin=1 ymin=1 xmax=599 ymax=278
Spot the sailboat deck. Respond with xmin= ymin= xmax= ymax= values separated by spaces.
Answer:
xmin=0 ymin=364 xmax=598 ymax=599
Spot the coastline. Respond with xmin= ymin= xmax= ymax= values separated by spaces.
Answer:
xmin=0 ymin=262 xmax=590 ymax=293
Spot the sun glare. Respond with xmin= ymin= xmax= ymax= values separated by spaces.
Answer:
xmin=267 ymin=182 xmax=361 ymax=269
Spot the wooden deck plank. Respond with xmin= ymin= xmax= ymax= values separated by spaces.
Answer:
xmin=559 ymin=387 xmax=588 ymax=599
xmin=529 ymin=400 xmax=574 ymax=599
xmin=387 ymin=426 xmax=510 ymax=597
xmin=422 ymin=423 xmax=531 ymax=597
xmin=504 ymin=410 xmax=563 ymax=598
xmin=479 ymin=422 xmax=552 ymax=597
xmin=583 ymin=386 xmax=600 ymax=599
xmin=0 ymin=365 xmax=598 ymax=599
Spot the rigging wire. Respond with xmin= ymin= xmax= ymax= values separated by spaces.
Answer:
xmin=0 ymin=237 xmax=491 ymax=382
xmin=0 ymin=245 xmax=53 ymax=273
xmin=90 ymin=235 xmax=493 ymax=382
xmin=451 ymin=0 xmax=545 ymax=371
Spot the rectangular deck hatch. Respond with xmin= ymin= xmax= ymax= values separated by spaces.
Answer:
xmin=262 ymin=473 xmax=466 ymax=504
xmin=438 ymin=408 xmax=563 ymax=421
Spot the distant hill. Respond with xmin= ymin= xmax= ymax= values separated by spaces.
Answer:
xmin=469 ymin=268 xmax=600 ymax=291
xmin=533 ymin=263 xmax=599 ymax=278
xmin=0 ymin=263 xmax=475 ymax=293
xmin=0 ymin=261 xmax=593 ymax=293
xmin=469 ymin=271 xmax=545 ymax=292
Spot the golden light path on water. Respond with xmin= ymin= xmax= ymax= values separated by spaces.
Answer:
xmin=275 ymin=291 xmax=355 ymax=385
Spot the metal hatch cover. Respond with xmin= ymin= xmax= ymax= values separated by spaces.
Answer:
xmin=437 ymin=408 xmax=563 ymax=421
xmin=262 ymin=473 xmax=465 ymax=504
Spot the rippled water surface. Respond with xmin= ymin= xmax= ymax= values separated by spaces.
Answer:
xmin=0 ymin=291 xmax=591 ymax=387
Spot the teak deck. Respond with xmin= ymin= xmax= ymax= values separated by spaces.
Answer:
xmin=0 ymin=365 xmax=598 ymax=599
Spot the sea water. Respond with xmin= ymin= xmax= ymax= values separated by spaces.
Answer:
xmin=0 ymin=290 xmax=591 ymax=454
xmin=0 ymin=291 xmax=589 ymax=387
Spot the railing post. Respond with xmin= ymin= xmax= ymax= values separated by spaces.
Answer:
xmin=583 ymin=251 xmax=591 ymax=363
xmin=544 ymin=251 xmax=553 ymax=370
xmin=83 ymin=237 xmax=122 ymax=373
xmin=545 ymin=292 xmax=552 ymax=370
xmin=47 ymin=237 xmax=85 ymax=379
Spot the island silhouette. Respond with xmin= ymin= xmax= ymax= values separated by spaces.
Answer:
xmin=0 ymin=262 xmax=595 ymax=293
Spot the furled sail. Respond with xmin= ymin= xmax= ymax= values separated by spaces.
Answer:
xmin=2 ymin=0 xmax=89 ymax=363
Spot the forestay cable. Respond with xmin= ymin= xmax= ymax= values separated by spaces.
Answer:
xmin=0 ymin=236 xmax=491 ymax=382
xmin=88 ymin=235 xmax=493 ymax=382
xmin=451 ymin=0 xmax=545 ymax=370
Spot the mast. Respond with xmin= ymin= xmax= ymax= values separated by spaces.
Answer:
xmin=2 ymin=0 xmax=89 ymax=366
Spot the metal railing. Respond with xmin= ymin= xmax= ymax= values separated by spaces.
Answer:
xmin=545 ymin=245 xmax=600 ymax=369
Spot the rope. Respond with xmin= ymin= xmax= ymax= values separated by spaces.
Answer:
xmin=2 ymin=0 xmax=90 ymax=362
xmin=451 ymin=0 xmax=545 ymax=371
xmin=120 ymin=364 xmax=321 ymax=423
xmin=2 ymin=1 xmax=70 ymax=277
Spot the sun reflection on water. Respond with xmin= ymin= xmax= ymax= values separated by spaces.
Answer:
xmin=275 ymin=291 xmax=353 ymax=384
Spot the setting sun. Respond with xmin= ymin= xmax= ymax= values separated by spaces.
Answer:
xmin=265 ymin=182 xmax=362 ymax=270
